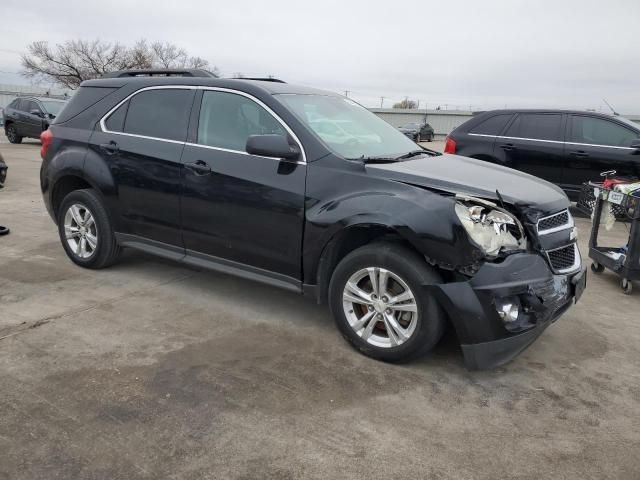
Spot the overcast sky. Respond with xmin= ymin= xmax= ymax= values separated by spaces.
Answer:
xmin=1 ymin=0 xmax=639 ymax=113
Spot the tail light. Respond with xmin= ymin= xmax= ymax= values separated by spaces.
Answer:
xmin=444 ymin=136 xmax=456 ymax=154
xmin=40 ymin=128 xmax=53 ymax=159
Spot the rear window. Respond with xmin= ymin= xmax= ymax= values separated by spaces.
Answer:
xmin=469 ymin=114 xmax=513 ymax=135
xmin=122 ymin=89 xmax=193 ymax=142
xmin=505 ymin=113 xmax=562 ymax=141
xmin=54 ymin=87 xmax=117 ymax=124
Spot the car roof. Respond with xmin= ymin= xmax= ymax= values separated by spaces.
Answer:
xmin=477 ymin=108 xmax=623 ymax=118
xmin=81 ymin=76 xmax=338 ymax=97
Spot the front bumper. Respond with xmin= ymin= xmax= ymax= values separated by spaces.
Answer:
xmin=430 ymin=252 xmax=586 ymax=370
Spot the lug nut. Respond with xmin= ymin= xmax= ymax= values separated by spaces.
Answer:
xmin=371 ymin=294 xmax=377 ymax=300
xmin=382 ymin=296 xmax=388 ymax=302
xmin=377 ymin=314 xmax=383 ymax=319
xmin=368 ymin=305 xmax=374 ymax=311
xmin=386 ymin=308 xmax=392 ymax=314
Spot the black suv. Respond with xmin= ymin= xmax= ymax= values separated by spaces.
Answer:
xmin=398 ymin=122 xmax=435 ymax=142
xmin=445 ymin=109 xmax=640 ymax=200
xmin=40 ymin=70 xmax=586 ymax=369
xmin=3 ymin=96 xmax=67 ymax=144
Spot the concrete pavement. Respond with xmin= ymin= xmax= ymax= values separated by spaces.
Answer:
xmin=0 ymin=136 xmax=639 ymax=479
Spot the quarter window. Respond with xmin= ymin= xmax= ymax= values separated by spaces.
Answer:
xmin=569 ymin=116 xmax=638 ymax=147
xmin=121 ymin=89 xmax=193 ymax=142
xmin=105 ymin=101 xmax=128 ymax=132
xmin=197 ymin=90 xmax=285 ymax=151
xmin=469 ymin=114 xmax=513 ymax=135
xmin=505 ymin=113 xmax=562 ymax=141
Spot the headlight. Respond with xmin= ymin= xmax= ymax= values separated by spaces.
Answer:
xmin=455 ymin=198 xmax=526 ymax=258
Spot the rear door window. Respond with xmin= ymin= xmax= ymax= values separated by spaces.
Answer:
xmin=569 ymin=115 xmax=638 ymax=147
xmin=121 ymin=89 xmax=194 ymax=142
xmin=469 ymin=114 xmax=513 ymax=135
xmin=505 ymin=113 xmax=563 ymax=141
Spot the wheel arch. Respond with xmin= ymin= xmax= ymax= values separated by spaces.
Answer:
xmin=50 ymin=175 xmax=95 ymax=221
xmin=312 ymin=222 xmax=431 ymax=305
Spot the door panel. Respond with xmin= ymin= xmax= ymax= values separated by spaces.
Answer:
xmin=90 ymin=130 xmax=185 ymax=246
xmin=92 ymin=87 xmax=195 ymax=246
xmin=500 ymin=113 xmax=565 ymax=184
xmin=181 ymin=147 xmax=306 ymax=278
xmin=180 ymin=89 xmax=306 ymax=279
xmin=22 ymin=100 xmax=43 ymax=137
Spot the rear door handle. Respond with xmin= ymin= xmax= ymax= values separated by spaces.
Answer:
xmin=569 ymin=151 xmax=589 ymax=158
xmin=99 ymin=141 xmax=119 ymax=155
xmin=500 ymin=143 xmax=515 ymax=151
xmin=185 ymin=160 xmax=212 ymax=176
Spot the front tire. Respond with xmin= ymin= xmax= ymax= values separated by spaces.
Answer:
xmin=329 ymin=242 xmax=445 ymax=362
xmin=58 ymin=189 xmax=121 ymax=269
xmin=6 ymin=124 xmax=22 ymax=144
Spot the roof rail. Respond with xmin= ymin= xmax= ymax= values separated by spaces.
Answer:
xmin=234 ymin=77 xmax=286 ymax=83
xmin=101 ymin=69 xmax=216 ymax=78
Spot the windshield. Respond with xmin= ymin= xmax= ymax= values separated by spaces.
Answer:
xmin=401 ymin=123 xmax=420 ymax=129
xmin=278 ymin=94 xmax=419 ymax=159
xmin=40 ymin=100 xmax=66 ymax=116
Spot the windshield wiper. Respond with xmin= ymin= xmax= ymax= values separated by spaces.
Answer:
xmin=394 ymin=149 xmax=439 ymax=160
xmin=348 ymin=156 xmax=399 ymax=164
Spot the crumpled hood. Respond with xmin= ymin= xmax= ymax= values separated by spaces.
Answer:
xmin=366 ymin=153 xmax=569 ymax=214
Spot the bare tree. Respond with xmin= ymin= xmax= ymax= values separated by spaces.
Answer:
xmin=21 ymin=39 xmax=218 ymax=89
xmin=393 ymin=98 xmax=418 ymax=109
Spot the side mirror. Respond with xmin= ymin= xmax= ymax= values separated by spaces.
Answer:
xmin=631 ymin=139 xmax=640 ymax=151
xmin=246 ymin=134 xmax=300 ymax=160
xmin=30 ymin=109 xmax=43 ymax=117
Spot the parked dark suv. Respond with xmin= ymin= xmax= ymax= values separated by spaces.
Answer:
xmin=398 ymin=122 xmax=434 ymax=142
xmin=40 ymin=70 xmax=586 ymax=369
xmin=445 ymin=109 xmax=640 ymax=200
xmin=3 ymin=96 xmax=67 ymax=144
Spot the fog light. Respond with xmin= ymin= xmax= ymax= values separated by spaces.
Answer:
xmin=497 ymin=300 xmax=520 ymax=323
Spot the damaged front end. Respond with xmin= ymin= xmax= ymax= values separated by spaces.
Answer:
xmin=428 ymin=198 xmax=586 ymax=369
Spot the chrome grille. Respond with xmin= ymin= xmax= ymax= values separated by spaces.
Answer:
xmin=546 ymin=244 xmax=580 ymax=273
xmin=537 ymin=209 xmax=573 ymax=235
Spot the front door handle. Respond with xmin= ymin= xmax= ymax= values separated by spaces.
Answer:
xmin=500 ymin=143 xmax=515 ymax=151
xmin=185 ymin=160 xmax=212 ymax=176
xmin=99 ymin=141 xmax=119 ymax=156
xmin=569 ymin=151 xmax=589 ymax=158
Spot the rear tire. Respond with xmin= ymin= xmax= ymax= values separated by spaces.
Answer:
xmin=329 ymin=242 xmax=445 ymax=363
xmin=6 ymin=124 xmax=22 ymax=144
xmin=58 ymin=189 xmax=121 ymax=269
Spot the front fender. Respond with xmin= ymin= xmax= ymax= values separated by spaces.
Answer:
xmin=303 ymin=166 xmax=483 ymax=284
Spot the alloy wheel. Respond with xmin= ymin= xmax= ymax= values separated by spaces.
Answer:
xmin=64 ymin=203 xmax=98 ymax=259
xmin=342 ymin=267 xmax=418 ymax=348
xmin=7 ymin=126 xmax=16 ymax=142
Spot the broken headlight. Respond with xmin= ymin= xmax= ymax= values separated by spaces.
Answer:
xmin=455 ymin=198 xmax=526 ymax=258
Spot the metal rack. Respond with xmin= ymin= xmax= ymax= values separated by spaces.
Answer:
xmin=587 ymin=182 xmax=640 ymax=294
